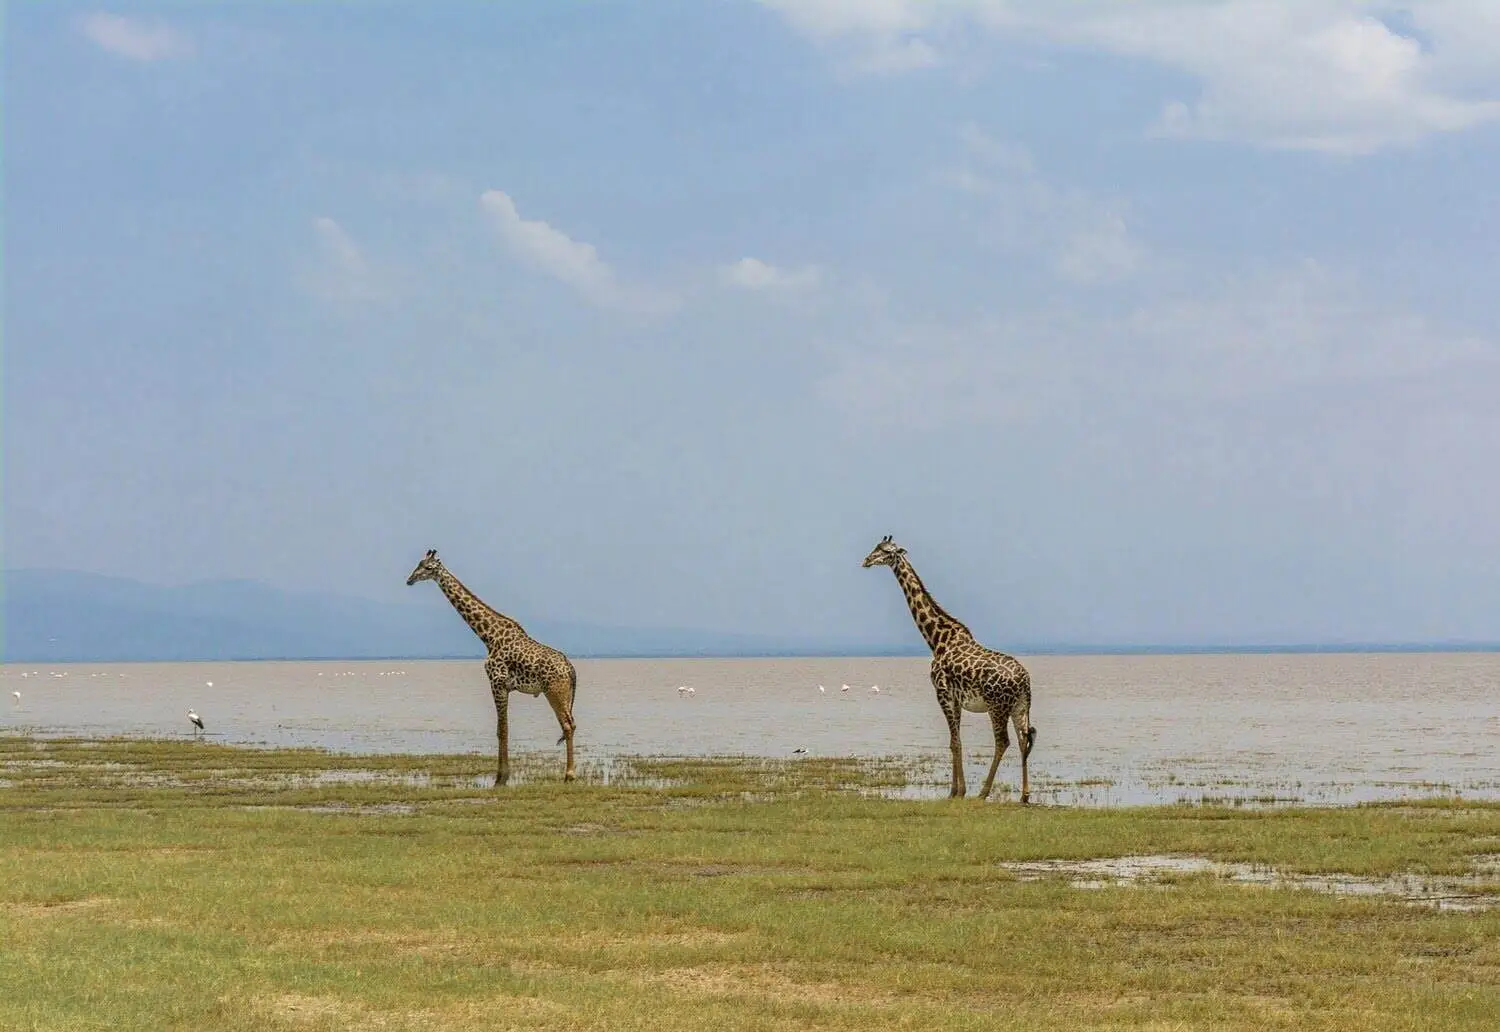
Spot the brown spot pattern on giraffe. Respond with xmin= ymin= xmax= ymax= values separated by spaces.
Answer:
xmin=863 ymin=535 xmax=1036 ymax=803
xmin=406 ymin=550 xmax=578 ymax=787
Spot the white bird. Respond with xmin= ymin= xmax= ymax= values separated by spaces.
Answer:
xmin=840 ymin=684 xmax=851 ymax=694
xmin=10 ymin=691 xmax=19 ymax=703
xmin=870 ymin=685 xmax=880 ymax=694
xmin=677 ymin=685 xmax=695 ymax=696
xmin=792 ymin=747 xmax=808 ymax=755
xmin=187 ymin=710 xmax=205 ymax=733
xmin=206 ymin=681 xmax=214 ymax=688
xmin=817 ymin=684 xmax=826 ymax=693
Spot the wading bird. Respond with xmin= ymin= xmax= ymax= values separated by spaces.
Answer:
xmin=188 ymin=710 xmax=204 ymax=734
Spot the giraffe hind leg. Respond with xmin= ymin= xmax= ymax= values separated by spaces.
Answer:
xmin=1014 ymin=712 xmax=1036 ymax=805
xmin=544 ymin=675 xmax=577 ymax=783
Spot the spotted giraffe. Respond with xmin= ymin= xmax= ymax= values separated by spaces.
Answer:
xmin=862 ymin=536 xmax=1036 ymax=802
xmin=406 ymin=549 xmax=577 ymax=786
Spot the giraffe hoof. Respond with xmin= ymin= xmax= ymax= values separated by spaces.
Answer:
xmin=564 ymin=772 xmax=577 ymax=783
xmin=1020 ymin=793 xmax=1030 ymax=806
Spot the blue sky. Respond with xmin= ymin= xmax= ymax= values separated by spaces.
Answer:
xmin=6 ymin=2 xmax=1500 ymax=647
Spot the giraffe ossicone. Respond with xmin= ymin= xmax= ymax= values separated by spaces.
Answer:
xmin=862 ymin=535 xmax=1037 ymax=803
xmin=406 ymin=548 xmax=578 ymax=786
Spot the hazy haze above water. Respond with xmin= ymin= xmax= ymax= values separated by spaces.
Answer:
xmin=4 ymin=654 xmax=1496 ymax=805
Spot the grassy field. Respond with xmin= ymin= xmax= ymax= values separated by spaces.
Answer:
xmin=2 ymin=736 xmax=1498 ymax=1031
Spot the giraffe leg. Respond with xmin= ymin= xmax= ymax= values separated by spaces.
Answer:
xmin=544 ymin=677 xmax=577 ymax=783
xmin=943 ymin=701 xmax=966 ymax=799
xmin=979 ymin=710 xmax=1010 ymax=801
xmin=492 ymin=688 xmax=510 ymax=787
xmin=1014 ymin=712 xmax=1036 ymax=805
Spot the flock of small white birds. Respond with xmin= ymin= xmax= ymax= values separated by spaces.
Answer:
xmin=5 ymin=667 xmax=887 ymax=743
xmin=676 ymin=682 xmax=884 ymax=697
xmin=315 ymin=670 xmax=408 ymax=678
xmin=670 ymin=682 xmax=888 ymax=758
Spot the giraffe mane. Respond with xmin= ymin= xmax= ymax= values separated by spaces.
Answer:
xmin=441 ymin=568 xmax=526 ymax=634
xmin=897 ymin=554 xmax=974 ymax=638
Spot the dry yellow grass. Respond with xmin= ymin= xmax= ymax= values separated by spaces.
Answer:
xmin=2 ymin=736 xmax=1498 ymax=1030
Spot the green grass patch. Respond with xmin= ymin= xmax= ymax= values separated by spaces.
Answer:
xmin=2 ymin=736 xmax=1498 ymax=1030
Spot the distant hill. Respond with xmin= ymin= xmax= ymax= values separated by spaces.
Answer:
xmin=1 ymin=569 xmax=903 ymax=663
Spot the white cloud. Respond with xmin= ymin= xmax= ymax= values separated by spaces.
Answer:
xmin=819 ymin=260 xmax=1500 ymax=432
xmin=760 ymin=1 xmax=1500 ymax=153
xmin=77 ymin=12 xmax=191 ymax=62
xmin=1120 ymin=261 xmax=1500 ymax=392
xmin=757 ymin=0 xmax=940 ymax=73
xmin=304 ymin=217 xmax=383 ymax=305
xmin=952 ymin=128 xmax=1145 ymax=283
xmin=1054 ymin=214 xmax=1144 ymax=284
xmin=1079 ymin=5 xmax=1500 ymax=154
xmin=723 ymin=257 xmax=823 ymax=291
xmin=479 ymin=190 xmax=676 ymax=314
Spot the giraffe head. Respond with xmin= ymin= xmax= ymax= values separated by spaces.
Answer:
xmin=861 ymin=535 xmax=906 ymax=569
xmin=405 ymin=549 xmax=444 ymax=586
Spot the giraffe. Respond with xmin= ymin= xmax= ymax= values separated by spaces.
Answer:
xmin=406 ymin=549 xmax=577 ymax=786
xmin=862 ymin=536 xmax=1037 ymax=803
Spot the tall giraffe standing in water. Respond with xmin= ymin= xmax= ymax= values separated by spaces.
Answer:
xmin=406 ymin=549 xmax=577 ymax=786
xmin=862 ymin=536 xmax=1036 ymax=802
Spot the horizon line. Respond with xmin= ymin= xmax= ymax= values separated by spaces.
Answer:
xmin=5 ymin=641 xmax=1500 ymax=664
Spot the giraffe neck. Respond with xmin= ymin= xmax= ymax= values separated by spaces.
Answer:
xmin=891 ymin=556 xmax=972 ymax=652
xmin=436 ymin=568 xmax=524 ymax=647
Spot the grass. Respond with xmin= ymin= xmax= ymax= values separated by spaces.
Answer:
xmin=2 ymin=736 xmax=1499 ymax=1031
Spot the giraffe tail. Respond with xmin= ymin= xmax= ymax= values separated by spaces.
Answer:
xmin=1025 ymin=725 xmax=1038 ymax=753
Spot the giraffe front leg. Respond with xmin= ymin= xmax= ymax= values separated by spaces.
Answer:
xmin=948 ymin=718 xmax=966 ymax=799
xmin=491 ymin=683 xmax=511 ymax=788
xmin=979 ymin=709 xmax=1010 ymax=801
xmin=934 ymin=679 xmax=966 ymax=799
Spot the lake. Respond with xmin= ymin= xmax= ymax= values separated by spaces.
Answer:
xmin=4 ymin=653 xmax=1497 ymax=805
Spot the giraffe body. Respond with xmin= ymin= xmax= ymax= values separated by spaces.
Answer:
xmin=407 ymin=550 xmax=577 ymax=786
xmin=863 ymin=536 xmax=1036 ymax=802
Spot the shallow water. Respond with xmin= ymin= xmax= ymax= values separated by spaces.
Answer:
xmin=1000 ymin=854 xmax=1500 ymax=911
xmin=3 ymin=653 xmax=1497 ymax=806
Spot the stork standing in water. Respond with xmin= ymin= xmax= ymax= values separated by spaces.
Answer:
xmin=10 ymin=691 xmax=19 ymax=704
xmin=187 ymin=710 xmax=204 ymax=735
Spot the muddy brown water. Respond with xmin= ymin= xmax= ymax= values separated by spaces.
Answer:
xmin=3 ymin=654 xmax=1497 ymax=805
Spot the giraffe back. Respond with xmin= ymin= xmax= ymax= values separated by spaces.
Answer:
xmin=488 ymin=629 xmax=576 ymax=698
xmin=934 ymin=638 xmax=1031 ymax=718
